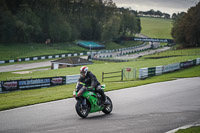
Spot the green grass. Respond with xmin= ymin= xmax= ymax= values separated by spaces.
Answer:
xmin=0 ymin=42 xmax=87 ymax=60
xmin=0 ymin=17 xmax=173 ymax=61
xmin=176 ymin=126 xmax=200 ymax=133
xmin=140 ymin=17 xmax=173 ymax=39
xmin=0 ymin=41 xmax=142 ymax=61
xmin=142 ymin=48 xmax=200 ymax=59
xmin=0 ymin=17 xmax=199 ymax=111
xmin=0 ymin=48 xmax=200 ymax=81
xmin=0 ymin=65 xmax=200 ymax=111
xmin=0 ymin=48 xmax=200 ymax=111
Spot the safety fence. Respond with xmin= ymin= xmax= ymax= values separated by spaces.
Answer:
xmin=0 ymin=52 xmax=88 ymax=64
xmin=96 ymin=45 xmax=166 ymax=59
xmin=92 ymin=58 xmax=129 ymax=62
xmin=102 ymin=70 xmax=123 ymax=82
xmin=102 ymin=67 xmax=136 ymax=82
xmin=139 ymin=58 xmax=200 ymax=79
xmin=0 ymin=44 xmax=146 ymax=64
xmin=119 ymin=37 xmax=174 ymax=43
xmin=0 ymin=74 xmax=80 ymax=93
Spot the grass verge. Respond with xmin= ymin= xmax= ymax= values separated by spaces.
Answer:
xmin=175 ymin=126 xmax=200 ymax=133
xmin=0 ymin=65 xmax=200 ymax=111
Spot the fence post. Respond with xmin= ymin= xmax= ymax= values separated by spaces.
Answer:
xmin=102 ymin=72 xmax=104 ymax=82
xmin=121 ymin=69 xmax=123 ymax=81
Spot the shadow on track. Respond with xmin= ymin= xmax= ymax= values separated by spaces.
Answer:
xmin=78 ymin=113 xmax=113 ymax=120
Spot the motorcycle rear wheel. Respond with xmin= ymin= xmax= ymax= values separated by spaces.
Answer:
xmin=75 ymin=100 xmax=90 ymax=118
xmin=102 ymin=96 xmax=113 ymax=114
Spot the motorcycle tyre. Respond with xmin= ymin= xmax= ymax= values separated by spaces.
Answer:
xmin=75 ymin=100 xmax=90 ymax=118
xmin=102 ymin=96 xmax=113 ymax=114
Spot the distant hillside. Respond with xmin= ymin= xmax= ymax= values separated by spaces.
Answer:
xmin=140 ymin=17 xmax=173 ymax=39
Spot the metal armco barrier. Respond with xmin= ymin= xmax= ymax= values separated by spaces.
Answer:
xmin=0 ymin=43 xmax=146 ymax=64
xmin=0 ymin=52 xmax=87 ymax=64
xmin=139 ymin=58 xmax=200 ymax=79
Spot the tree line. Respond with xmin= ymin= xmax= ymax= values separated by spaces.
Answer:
xmin=0 ymin=0 xmax=141 ymax=44
xmin=171 ymin=1 xmax=200 ymax=48
xmin=138 ymin=9 xmax=170 ymax=19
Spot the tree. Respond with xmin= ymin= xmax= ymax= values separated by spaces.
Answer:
xmin=15 ymin=4 xmax=41 ymax=42
xmin=120 ymin=11 xmax=139 ymax=36
xmin=0 ymin=0 xmax=141 ymax=43
xmin=171 ymin=2 xmax=200 ymax=47
xmin=0 ymin=10 xmax=17 ymax=42
xmin=101 ymin=15 xmax=121 ymax=42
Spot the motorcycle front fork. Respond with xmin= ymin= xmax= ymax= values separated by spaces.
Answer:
xmin=82 ymin=98 xmax=86 ymax=105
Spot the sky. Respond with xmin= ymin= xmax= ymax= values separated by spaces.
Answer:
xmin=112 ymin=0 xmax=200 ymax=15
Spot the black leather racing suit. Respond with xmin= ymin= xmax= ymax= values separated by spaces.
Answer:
xmin=78 ymin=71 xmax=106 ymax=102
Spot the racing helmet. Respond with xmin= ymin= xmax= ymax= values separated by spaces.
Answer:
xmin=80 ymin=66 xmax=88 ymax=77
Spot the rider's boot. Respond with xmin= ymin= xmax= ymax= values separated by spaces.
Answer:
xmin=97 ymin=85 xmax=109 ymax=105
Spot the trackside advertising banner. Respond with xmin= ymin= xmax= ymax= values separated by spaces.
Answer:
xmin=163 ymin=63 xmax=180 ymax=73
xmin=18 ymin=78 xmax=51 ymax=89
xmin=180 ymin=60 xmax=196 ymax=68
xmin=1 ymin=81 xmax=18 ymax=91
xmin=0 ymin=76 xmax=66 ymax=92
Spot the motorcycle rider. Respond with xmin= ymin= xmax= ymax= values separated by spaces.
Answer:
xmin=78 ymin=66 xmax=109 ymax=105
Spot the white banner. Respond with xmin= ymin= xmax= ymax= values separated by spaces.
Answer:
xmin=139 ymin=68 xmax=148 ymax=79
xmin=0 ymin=61 xmax=5 ymax=64
xmin=33 ymin=57 xmax=38 ymax=60
xmin=197 ymin=58 xmax=200 ymax=65
xmin=156 ymin=66 xmax=163 ymax=75
xmin=25 ymin=58 xmax=30 ymax=61
xmin=163 ymin=63 xmax=180 ymax=73
xmin=48 ymin=56 xmax=52 ymax=59
xmin=9 ymin=60 xmax=15 ymax=63
xmin=66 ymin=74 xmax=80 ymax=84
xmin=41 ymin=56 xmax=46 ymax=59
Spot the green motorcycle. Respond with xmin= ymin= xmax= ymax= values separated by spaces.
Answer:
xmin=73 ymin=82 xmax=113 ymax=118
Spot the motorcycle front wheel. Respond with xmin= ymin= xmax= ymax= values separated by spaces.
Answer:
xmin=75 ymin=100 xmax=90 ymax=118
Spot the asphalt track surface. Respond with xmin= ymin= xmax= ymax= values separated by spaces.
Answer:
xmin=0 ymin=61 xmax=51 ymax=73
xmin=0 ymin=77 xmax=200 ymax=133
